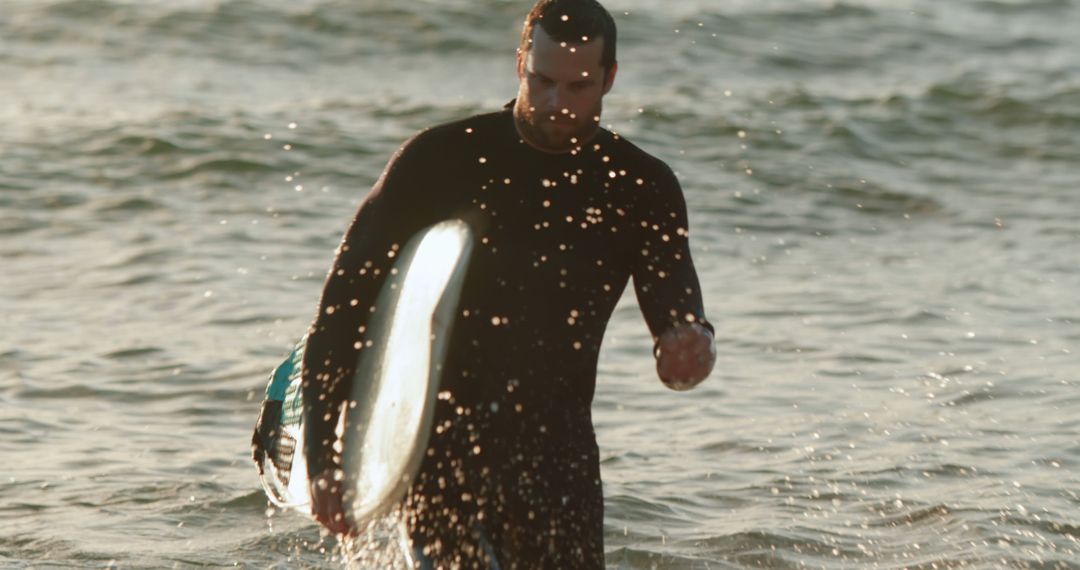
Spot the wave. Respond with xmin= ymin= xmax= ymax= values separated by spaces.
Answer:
xmin=1 ymin=105 xmax=486 ymax=214
xmin=605 ymin=493 xmax=690 ymax=526
xmin=91 ymin=196 xmax=166 ymax=213
xmin=918 ymin=79 xmax=1080 ymax=129
xmin=0 ymin=217 xmax=50 ymax=236
xmin=85 ymin=134 xmax=189 ymax=157
xmin=102 ymin=346 xmax=165 ymax=360
xmin=698 ymin=439 xmax=783 ymax=455
xmin=0 ymin=536 xmax=79 ymax=568
xmin=974 ymin=0 xmax=1075 ymax=15
xmin=6 ymin=0 xmax=516 ymax=69
xmin=945 ymin=385 xmax=1011 ymax=408
xmin=811 ymin=178 xmax=945 ymax=216
xmin=861 ymin=503 xmax=954 ymax=529
xmin=684 ymin=528 xmax=874 ymax=568
xmin=605 ymin=546 xmax=736 ymax=569
xmin=161 ymin=155 xmax=280 ymax=179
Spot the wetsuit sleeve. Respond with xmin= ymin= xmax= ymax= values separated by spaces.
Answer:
xmin=301 ymin=132 xmax=441 ymax=481
xmin=630 ymin=162 xmax=713 ymax=343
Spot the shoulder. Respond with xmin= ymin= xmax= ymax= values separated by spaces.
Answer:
xmin=398 ymin=109 xmax=510 ymax=159
xmin=371 ymin=109 xmax=510 ymax=205
xmin=598 ymin=129 xmax=679 ymax=187
xmin=593 ymin=130 xmax=682 ymax=209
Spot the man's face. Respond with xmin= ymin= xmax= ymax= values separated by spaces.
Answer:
xmin=514 ymin=27 xmax=617 ymax=153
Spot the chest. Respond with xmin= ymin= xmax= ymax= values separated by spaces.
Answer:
xmin=470 ymin=161 xmax=640 ymax=281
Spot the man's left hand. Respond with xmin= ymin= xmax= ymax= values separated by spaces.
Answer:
xmin=655 ymin=323 xmax=715 ymax=391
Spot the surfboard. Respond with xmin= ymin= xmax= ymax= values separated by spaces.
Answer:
xmin=255 ymin=335 xmax=309 ymax=509
xmin=255 ymin=219 xmax=474 ymax=526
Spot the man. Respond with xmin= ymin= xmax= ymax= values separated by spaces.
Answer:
xmin=301 ymin=0 xmax=715 ymax=567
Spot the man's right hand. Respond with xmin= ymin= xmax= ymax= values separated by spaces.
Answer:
xmin=310 ymin=470 xmax=358 ymax=537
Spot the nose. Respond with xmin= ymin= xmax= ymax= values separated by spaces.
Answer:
xmin=548 ymin=86 xmax=571 ymax=117
xmin=552 ymin=85 xmax=567 ymax=107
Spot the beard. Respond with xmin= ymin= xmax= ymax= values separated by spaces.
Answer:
xmin=513 ymin=98 xmax=603 ymax=153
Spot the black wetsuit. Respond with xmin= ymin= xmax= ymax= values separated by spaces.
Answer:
xmin=301 ymin=105 xmax=710 ymax=569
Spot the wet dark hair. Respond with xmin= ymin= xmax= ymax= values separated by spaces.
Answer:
xmin=518 ymin=0 xmax=617 ymax=77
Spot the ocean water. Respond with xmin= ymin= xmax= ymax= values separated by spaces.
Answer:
xmin=2 ymin=0 xmax=1079 ymax=568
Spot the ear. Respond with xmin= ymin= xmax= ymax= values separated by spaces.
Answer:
xmin=602 ymin=62 xmax=618 ymax=95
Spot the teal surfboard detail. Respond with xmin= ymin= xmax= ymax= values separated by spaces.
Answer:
xmin=265 ymin=335 xmax=305 ymax=402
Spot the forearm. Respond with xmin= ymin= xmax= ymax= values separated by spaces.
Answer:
xmin=301 ymin=194 xmax=420 ymax=479
xmin=301 ymin=241 xmax=375 ymax=480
